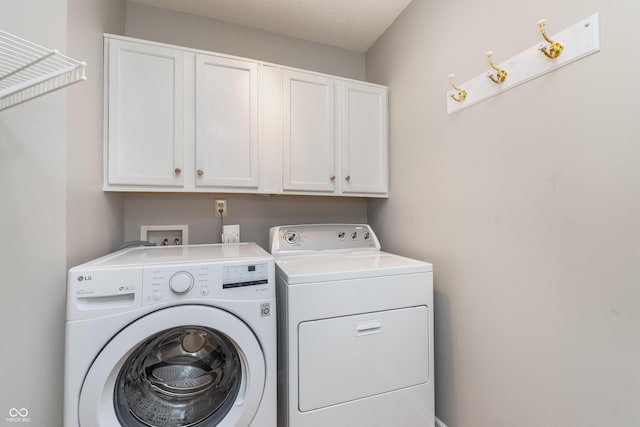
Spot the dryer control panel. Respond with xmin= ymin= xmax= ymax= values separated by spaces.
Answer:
xmin=269 ymin=224 xmax=381 ymax=255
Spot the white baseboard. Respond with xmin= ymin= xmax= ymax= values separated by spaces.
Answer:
xmin=435 ymin=416 xmax=448 ymax=427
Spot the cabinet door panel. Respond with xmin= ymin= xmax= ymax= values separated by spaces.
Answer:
xmin=260 ymin=66 xmax=283 ymax=193
xmin=195 ymin=54 xmax=258 ymax=188
xmin=283 ymin=71 xmax=336 ymax=192
xmin=107 ymin=39 xmax=184 ymax=186
xmin=342 ymin=82 xmax=388 ymax=195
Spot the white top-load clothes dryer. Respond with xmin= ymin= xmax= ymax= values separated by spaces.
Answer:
xmin=269 ymin=224 xmax=434 ymax=427
xmin=64 ymin=243 xmax=276 ymax=427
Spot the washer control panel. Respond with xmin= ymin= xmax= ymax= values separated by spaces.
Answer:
xmin=223 ymin=263 xmax=269 ymax=289
xmin=66 ymin=243 xmax=275 ymax=320
xmin=270 ymin=224 xmax=381 ymax=254
xmin=142 ymin=262 xmax=271 ymax=305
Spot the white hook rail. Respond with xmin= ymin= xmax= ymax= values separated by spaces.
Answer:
xmin=0 ymin=29 xmax=87 ymax=111
xmin=446 ymin=13 xmax=600 ymax=115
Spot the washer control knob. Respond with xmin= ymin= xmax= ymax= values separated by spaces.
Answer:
xmin=351 ymin=231 xmax=358 ymax=239
xmin=169 ymin=271 xmax=194 ymax=294
xmin=363 ymin=231 xmax=370 ymax=240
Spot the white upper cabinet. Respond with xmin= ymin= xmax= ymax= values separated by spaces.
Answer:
xmin=195 ymin=54 xmax=258 ymax=189
xmin=103 ymin=35 xmax=388 ymax=197
xmin=282 ymin=70 xmax=336 ymax=193
xmin=342 ymin=82 xmax=388 ymax=195
xmin=282 ymin=71 xmax=389 ymax=197
xmin=105 ymin=38 xmax=186 ymax=187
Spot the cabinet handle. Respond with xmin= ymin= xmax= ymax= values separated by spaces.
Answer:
xmin=197 ymin=169 xmax=204 ymax=176
xmin=329 ymin=175 xmax=336 ymax=181
xmin=174 ymin=168 xmax=182 ymax=175
xmin=345 ymin=175 xmax=351 ymax=181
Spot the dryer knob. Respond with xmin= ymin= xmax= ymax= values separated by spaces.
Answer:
xmin=169 ymin=271 xmax=194 ymax=294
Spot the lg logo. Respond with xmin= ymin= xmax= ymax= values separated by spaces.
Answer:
xmin=6 ymin=407 xmax=31 ymax=423
xmin=77 ymin=275 xmax=92 ymax=282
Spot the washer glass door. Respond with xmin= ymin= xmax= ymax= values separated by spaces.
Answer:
xmin=79 ymin=305 xmax=266 ymax=427
xmin=114 ymin=326 xmax=241 ymax=426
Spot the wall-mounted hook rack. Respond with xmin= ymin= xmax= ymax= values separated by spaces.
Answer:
xmin=447 ymin=13 xmax=600 ymax=115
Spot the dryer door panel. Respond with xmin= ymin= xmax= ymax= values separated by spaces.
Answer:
xmin=297 ymin=305 xmax=429 ymax=411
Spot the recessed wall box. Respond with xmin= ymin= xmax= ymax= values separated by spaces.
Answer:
xmin=140 ymin=225 xmax=189 ymax=246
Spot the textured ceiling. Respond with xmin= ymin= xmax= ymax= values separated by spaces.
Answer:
xmin=128 ymin=0 xmax=413 ymax=52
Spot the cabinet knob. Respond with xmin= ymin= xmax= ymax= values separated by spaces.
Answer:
xmin=345 ymin=175 xmax=351 ymax=181
xmin=174 ymin=167 xmax=182 ymax=175
xmin=197 ymin=169 xmax=204 ymax=176
xmin=329 ymin=175 xmax=336 ymax=181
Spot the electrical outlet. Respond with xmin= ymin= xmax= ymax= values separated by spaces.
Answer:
xmin=215 ymin=199 xmax=228 ymax=217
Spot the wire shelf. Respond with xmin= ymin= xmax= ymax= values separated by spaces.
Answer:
xmin=0 ymin=29 xmax=87 ymax=111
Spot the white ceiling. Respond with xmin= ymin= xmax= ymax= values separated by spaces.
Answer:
xmin=129 ymin=0 xmax=413 ymax=52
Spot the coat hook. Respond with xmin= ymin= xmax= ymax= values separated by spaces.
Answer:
xmin=486 ymin=51 xmax=508 ymax=84
xmin=448 ymin=74 xmax=467 ymax=102
xmin=538 ymin=19 xmax=564 ymax=58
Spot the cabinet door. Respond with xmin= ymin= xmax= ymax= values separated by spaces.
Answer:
xmin=342 ymin=82 xmax=388 ymax=195
xmin=283 ymin=70 xmax=336 ymax=192
xmin=195 ymin=54 xmax=258 ymax=188
xmin=106 ymin=39 xmax=185 ymax=187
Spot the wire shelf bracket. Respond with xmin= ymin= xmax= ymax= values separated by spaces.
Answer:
xmin=0 ymin=29 xmax=87 ymax=111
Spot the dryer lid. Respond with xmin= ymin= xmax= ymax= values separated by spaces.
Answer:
xmin=275 ymin=251 xmax=432 ymax=284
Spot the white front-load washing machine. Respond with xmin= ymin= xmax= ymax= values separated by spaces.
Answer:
xmin=64 ymin=243 xmax=276 ymax=427
xmin=269 ymin=224 xmax=434 ymax=427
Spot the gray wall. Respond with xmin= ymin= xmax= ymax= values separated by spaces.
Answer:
xmin=121 ymin=2 xmax=369 ymax=248
xmin=124 ymin=194 xmax=367 ymax=250
xmin=366 ymin=0 xmax=640 ymax=426
xmin=67 ymin=0 xmax=125 ymax=268
xmin=125 ymin=1 xmax=366 ymax=80
xmin=0 ymin=0 xmax=67 ymax=423
xmin=0 ymin=0 xmax=124 ymax=423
